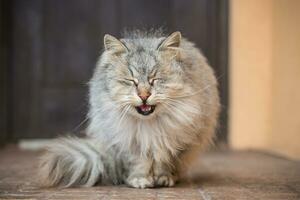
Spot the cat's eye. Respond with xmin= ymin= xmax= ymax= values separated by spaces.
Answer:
xmin=125 ymin=78 xmax=138 ymax=86
xmin=149 ymin=78 xmax=160 ymax=86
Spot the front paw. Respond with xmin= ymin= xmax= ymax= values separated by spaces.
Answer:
xmin=154 ymin=174 xmax=177 ymax=187
xmin=126 ymin=176 xmax=154 ymax=189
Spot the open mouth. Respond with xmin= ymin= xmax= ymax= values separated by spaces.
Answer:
xmin=135 ymin=104 xmax=156 ymax=116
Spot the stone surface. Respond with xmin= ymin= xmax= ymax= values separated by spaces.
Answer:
xmin=0 ymin=146 xmax=299 ymax=199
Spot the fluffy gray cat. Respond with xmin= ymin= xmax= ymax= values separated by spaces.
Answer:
xmin=38 ymin=30 xmax=220 ymax=188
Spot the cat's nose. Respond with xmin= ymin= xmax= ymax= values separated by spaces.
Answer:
xmin=138 ymin=91 xmax=151 ymax=102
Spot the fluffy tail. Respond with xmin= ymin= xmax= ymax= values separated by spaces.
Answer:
xmin=38 ymin=136 xmax=122 ymax=188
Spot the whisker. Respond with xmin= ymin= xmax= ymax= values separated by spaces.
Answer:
xmin=71 ymin=117 xmax=89 ymax=133
xmin=166 ymin=101 xmax=200 ymax=115
xmin=162 ymin=97 xmax=201 ymax=111
xmin=116 ymin=104 xmax=131 ymax=131
xmin=71 ymin=107 xmax=102 ymax=133
xmin=156 ymin=73 xmax=224 ymax=99
xmin=156 ymin=96 xmax=212 ymax=107
xmin=160 ymin=102 xmax=194 ymax=122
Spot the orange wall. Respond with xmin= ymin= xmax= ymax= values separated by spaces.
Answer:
xmin=271 ymin=0 xmax=300 ymax=159
xmin=229 ymin=0 xmax=300 ymax=159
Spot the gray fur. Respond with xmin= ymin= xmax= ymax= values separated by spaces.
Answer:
xmin=38 ymin=30 xmax=220 ymax=188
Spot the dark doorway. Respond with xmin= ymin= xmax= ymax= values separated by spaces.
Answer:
xmin=2 ymin=0 xmax=228 ymax=143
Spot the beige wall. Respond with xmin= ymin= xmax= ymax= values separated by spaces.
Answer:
xmin=230 ymin=0 xmax=300 ymax=159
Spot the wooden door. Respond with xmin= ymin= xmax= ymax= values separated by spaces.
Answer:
xmin=9 ymin=0 xmax=228 ymax=142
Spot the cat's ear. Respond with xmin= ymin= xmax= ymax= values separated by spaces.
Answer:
xmin=104 ymin=34 xmax=128 ymax=53
xmin=157 ymin=31 xmax=181 ymax=51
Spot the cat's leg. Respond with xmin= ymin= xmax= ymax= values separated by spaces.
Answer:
xmin=153 ymin=160 xmax=178 ymax=187
xmin=125 ymin=157 xmax=154 ymax=188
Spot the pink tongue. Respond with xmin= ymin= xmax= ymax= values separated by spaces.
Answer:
xmin=140 ymin=104 xmax=151 ymax=112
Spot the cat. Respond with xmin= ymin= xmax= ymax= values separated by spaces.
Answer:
xmin=38 ymin=30 xmax=220 ymax=189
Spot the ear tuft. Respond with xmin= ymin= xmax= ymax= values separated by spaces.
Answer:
xmin=158 ymin=31 xmax=181 ymax=50
xmin=104 ymin=34 xmax=128 ymax=53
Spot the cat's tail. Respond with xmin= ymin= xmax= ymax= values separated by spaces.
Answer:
xmin=38 ymin=136 xmax=122 ymax=188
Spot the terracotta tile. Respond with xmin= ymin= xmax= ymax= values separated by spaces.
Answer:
xmin=0 ymin=147 xmax=299 ymax=200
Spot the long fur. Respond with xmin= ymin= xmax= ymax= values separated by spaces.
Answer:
xmin=38 ymin=137 xmax=124 ymax=187
xmin=38 ymin=30 xmax=220 ymax=188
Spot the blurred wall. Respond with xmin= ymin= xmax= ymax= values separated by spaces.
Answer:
xmin=230 ymin=0 xmax=300 ymax=159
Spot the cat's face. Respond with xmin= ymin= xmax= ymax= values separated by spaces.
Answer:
xmin=103 ymin=32 xmax=186 ymax=118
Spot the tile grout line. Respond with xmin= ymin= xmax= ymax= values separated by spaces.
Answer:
xmin=188 ymin=175 xmax=212 ymax=200
xmin=198 ymin=187 xmax=212 ymax=200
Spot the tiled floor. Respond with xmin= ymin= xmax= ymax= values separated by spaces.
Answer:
xmin=0 ymin=146 xmax=299 ymax=200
